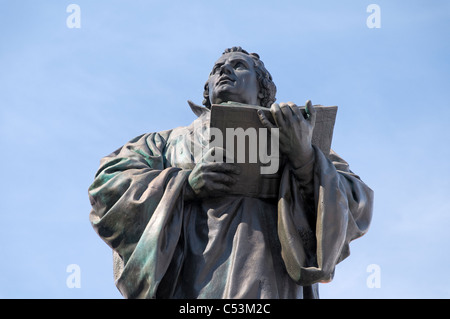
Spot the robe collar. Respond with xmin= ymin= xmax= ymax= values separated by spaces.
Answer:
xmin=187 ymin=100 xmax=210 ymax=117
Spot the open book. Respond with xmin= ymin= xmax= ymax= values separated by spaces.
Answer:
xmin=210 ymin=102 xmax=338 ymax=198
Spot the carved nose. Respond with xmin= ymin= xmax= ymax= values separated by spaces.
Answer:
xmin=220 ymin=63 xmax=233 ymax=75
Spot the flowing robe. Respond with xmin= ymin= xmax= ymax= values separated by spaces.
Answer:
xmin=88 ymin=102 xmax=373 ymax=299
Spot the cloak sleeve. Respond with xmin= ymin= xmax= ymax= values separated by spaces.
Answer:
xmin=88 ymin=132 xmax=190 ymax=298
xmin=277 ymin=145 xmax=374 ymax=286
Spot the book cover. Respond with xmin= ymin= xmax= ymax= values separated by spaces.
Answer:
xmin=210 ymin=102 xmax=337 ymax=198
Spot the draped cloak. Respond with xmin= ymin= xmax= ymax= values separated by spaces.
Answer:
xmin=88 ymin=102 xmax=373 ymax=299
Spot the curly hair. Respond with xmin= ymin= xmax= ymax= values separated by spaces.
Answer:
xmin=202 ymin=46 xmax=277 ymax=108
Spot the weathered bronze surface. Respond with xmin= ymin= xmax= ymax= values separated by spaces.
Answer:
xmin=89 ymin=46 xmax=373 ymax=299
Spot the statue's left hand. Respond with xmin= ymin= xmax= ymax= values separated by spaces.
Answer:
xmin=258 ymin=100 xmax=316 ymax=169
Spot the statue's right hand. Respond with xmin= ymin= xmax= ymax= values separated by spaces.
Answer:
xmin=187 ymin=147 xmax=241 ymax=199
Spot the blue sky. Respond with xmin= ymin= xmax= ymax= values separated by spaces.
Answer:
xmin=0 ymin=0 xmax=449 ymax=298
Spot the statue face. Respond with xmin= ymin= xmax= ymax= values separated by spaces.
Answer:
xmin=208 ymin=52 xmax=260 ymax=106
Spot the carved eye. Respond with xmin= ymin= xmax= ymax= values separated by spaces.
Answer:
xmin=212 ymin=64 xmax=222 ymax=74
xmin=234 ymin=62 xmax=247 ymax=70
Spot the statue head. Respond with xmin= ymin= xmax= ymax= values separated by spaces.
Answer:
xmin=202 ymin=47 xmax=277 ymax=108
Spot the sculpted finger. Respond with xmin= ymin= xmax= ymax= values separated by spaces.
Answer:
xmin=287 ymin=101 xmax=297 ymax=109
xmin=257 ymin=109 xmax=276 ymax=129
xmin=306 ymin=100 xmax=316 ymax=125
xmin=279 ymin=102 xmax=293 ymax=121
xmin=208 ymin=182 xmax=232 ymax=194
xmin=286 ymin=102 xmax=305 ymax=122
xmin=270 ymin=103 xmax=286 ymax=128
xmin=203 ymin=172 xmax=237 ymax=185
xmin=203 ymin=162 xmax=241 ymax=175
xmin=292 ymin=103 xmax=307 ymax=121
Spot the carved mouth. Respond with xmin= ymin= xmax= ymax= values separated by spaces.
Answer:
xmin=217 ymin=76 xmax=234 ymax=86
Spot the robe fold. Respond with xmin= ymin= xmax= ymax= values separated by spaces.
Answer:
xmin=88 ymin=102 xmax=373 ymax=299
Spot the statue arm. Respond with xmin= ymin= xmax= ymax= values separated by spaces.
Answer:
xmin=88 ymin=132 xmax=174 ymax=262
xmin=278 ymin=146 xmax=374 ymax=285
xmin=88 ymin=132 xmax=189 ymax=297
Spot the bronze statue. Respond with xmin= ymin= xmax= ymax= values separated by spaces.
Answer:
xmin=88 ymin=46 xmax=373 ymax=298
